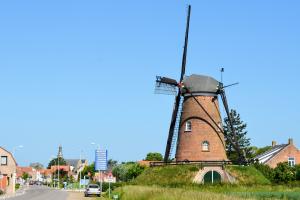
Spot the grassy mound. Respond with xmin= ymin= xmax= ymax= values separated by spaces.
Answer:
xmin=133 ymin=165 xmax=200 ymax=187
xmin=134 ymin=164 xmax=270 ymax=187
xmin=226 ymin=165 xmax=271 ymax=185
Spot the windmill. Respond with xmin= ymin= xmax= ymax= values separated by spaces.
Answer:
xmin=155 ymin=5 xmax=247 ymax=165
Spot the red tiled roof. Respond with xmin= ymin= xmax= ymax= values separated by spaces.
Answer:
xmin=50 ymin=165 xmax=70 ymax=172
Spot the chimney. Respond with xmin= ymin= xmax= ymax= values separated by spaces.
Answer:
xmin=272 ymin=141 xmax=277 ymax=147
xmin=288 ymin=138 xmax=293 ymax=145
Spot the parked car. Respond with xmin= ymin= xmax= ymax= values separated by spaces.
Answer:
xmin=84 ymin=184 xmax=101 ymax=197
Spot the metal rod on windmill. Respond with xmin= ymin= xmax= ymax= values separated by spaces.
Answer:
xmin=220 ymin=67 xmax=224 ymax=83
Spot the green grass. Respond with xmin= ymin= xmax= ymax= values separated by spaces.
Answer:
xmin=230 ymin=191 xmax=300 ymax=200
xmin=111 ymin=185 xmax=254 ymax=200
xmin=107 ymin=185 xmax=300 ymax=200
xmin=133 ymin=165 xmax=200 ymax=187
xmin=226 ymin=165 xmax=271 ymax=185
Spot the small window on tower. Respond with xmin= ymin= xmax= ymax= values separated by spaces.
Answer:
xmin=288 ymin=157 xmax=295 ymax=167
xmin=202 ymin=141 xmax=210 ymax=152
xmin=185 ymin=121 xmax=192 ymax=132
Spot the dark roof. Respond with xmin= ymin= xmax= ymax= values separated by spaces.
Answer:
xmin=182 ymin=74 xmax=220 ymax=95
xmin=254 ymin=144 xmax=288 ymax=164
xmin=65 ymin=159 xmax=86 ymax=167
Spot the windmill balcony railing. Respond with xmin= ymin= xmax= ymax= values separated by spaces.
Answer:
xmin=149 ymin=160 xmax=232 ymax=168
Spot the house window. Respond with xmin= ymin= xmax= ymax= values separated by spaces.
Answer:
xmin=202 ymin=141 xmax=210 ymax=151
xmin=1 ymin=156 xmax=7 ymax=166
xmin=185 ymin=121 xmax=192 ymax=132
xmin=288 ymin=157 xmax=295 ymax=167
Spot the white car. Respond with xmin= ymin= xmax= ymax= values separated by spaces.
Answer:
xmin=84 ymin=184 xmax=101 ymax=197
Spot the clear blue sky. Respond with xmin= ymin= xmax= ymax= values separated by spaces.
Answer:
xmin=0 ymin=1 xmax=300 ymax=166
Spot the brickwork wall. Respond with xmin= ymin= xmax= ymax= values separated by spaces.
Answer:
xmin=266 ymin=143 xmax=300 ymax=168
xmin=0 ymin=147 xmax=16 ymax=194
xmin=175 ymin=95 xmax=228 ymax=161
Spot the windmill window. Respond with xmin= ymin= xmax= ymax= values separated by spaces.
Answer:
xmin=288 ymin=157 xmax=295 ymax=167
xmin=185 ymin=121 xmax=192 ymax=132
xmin=202 ymin=141 xmax=210 ymax=151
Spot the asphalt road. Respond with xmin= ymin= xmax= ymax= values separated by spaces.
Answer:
xmin=9 ymin=186 xmax=68 ymax=200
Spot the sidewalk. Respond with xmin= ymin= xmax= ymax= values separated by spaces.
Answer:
xmin=67 ymin=191 xmax=106 ymax=200
xmin=0 ymin=186 xmax=27 ymax=199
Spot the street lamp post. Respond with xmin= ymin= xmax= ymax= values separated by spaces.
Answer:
xmin=79 ymin=150 xmax=82 ymax=189
xmin=12 ymin=145 xmax=23 ymax=157
xmin=50 ymin=157 xmax=57 ymax=188
xmin=57 ymin=156 xmax=60 ymax=189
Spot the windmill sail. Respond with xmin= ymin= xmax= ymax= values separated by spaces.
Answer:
xmin=164 ymin=5 xmax=191 ymax=162
xmin=155 ymin=76 xmax=178 ymax=95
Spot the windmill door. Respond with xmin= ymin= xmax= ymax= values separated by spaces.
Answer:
xmin=203 ymin=170 xmax=221 ymax=184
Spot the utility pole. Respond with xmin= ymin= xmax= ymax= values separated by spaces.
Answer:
xmin=57 ymin=157 xmax=60 ymax=189
xmin=79 ymin=150 xmax=82 ymax=189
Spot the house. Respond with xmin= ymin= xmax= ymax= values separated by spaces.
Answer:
xmin=65 ymin=159 xmax=88 ymax=179
xmin=0 ymin=147 xmax=17 ymax=194
xmin=254 ymin=138 xmax=300 ymax=168
xmin=50 ymin=165 xmax=72 ymax=177
xmin=17 ymin=167 xmax=35 ymax=181
xmin=40 ymin=169 xmax=53 ymax=184
xmin=93 ymin=171 xmax=116 ymax=183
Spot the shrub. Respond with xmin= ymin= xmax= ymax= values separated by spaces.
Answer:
xmin=273 ymin=162 xmax=296 ymax=183
xmin=15 ymin=183 xmax=21 ymax=190
xmin=96 ymin=182 xmax=123 ymax=192
xmin=127 ymin=163 xmax=145 ymax=180
xmin=253 ymin=162 xmax=274 ymax=181
xmin=112 ymin=163 xmax=145 ymax=182
xmin=295 ymin=165 xmax=300 ymax=180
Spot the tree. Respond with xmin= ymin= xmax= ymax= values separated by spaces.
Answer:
xmin=52 ymin=169 xmax=68 ymax=182
xmin=108 ymin=159 xmax=118 ymax=171
xmin=22 ymin=172 xmax=30 ymax=180
xmin=145 ymin=152 xmax=163 ymax=161
xmin=81 ymin=163 xmax=95 ymax=179
xmin=47 ymin=157 xmax=67 ymax=169
xmin=223 ymin=109 xmax=251 ymax=161
xmin=30 ymin=162 xmax=44 ymax=170
xmin=250 ymin=146 xmax=273 ymax=159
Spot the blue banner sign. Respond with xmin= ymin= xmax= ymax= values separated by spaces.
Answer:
xmin=95 ymin=149 xmax=108 ymax=171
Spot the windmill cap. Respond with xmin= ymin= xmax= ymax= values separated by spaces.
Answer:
xmin=182 ymin=74 xmax=220 ymax=95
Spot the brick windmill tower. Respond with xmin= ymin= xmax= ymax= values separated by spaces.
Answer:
xmin=155 ymin=5 xmax=246 ymax=164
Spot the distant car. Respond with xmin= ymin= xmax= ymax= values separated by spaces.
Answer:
xmin=84 ymin=184 xmax=101 ymax=197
